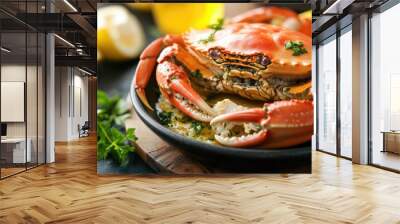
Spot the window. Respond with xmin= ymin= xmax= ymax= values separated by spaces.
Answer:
xmin=339 ymin=26 xmax=352 ymax=158
xmin=317 ymin=35 xmax=337 ymax=154
xmin=0 ymin=1 xmax=46 ymax=179
xmin=370 ymin=3 xmax=400 ymax=171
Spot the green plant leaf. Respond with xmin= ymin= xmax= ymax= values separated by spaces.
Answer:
xmin=97 ymin=90 xmax=137 ymax=166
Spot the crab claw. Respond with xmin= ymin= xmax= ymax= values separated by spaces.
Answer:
xmin=298 ymin=18 xmax=312 ymax=37
xmin=210 ymin=108 xmax=268 ymax=147
xmin=211 ymin=100 xmax=313 ymax=148
xmin=211 ymin=108 xmax=265 ymax=124
xmin=134 ymin=37 xmax=165 ymax=110
xmin=261 ymin=100 xmax=313 ymax=148
xmin=157 ymin=60 xmax=215 ymax=122
xmin=134 ymin=35 xmax=198 ymax=111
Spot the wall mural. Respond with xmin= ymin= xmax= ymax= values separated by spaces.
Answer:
xmin=97 ymin=3 xmax=313 ymax=174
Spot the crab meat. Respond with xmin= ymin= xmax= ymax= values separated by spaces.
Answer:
xmin=210 ymin=100 xmax=266 ymax=147
xmin=213 ymin=121 xmax=267 ymax=147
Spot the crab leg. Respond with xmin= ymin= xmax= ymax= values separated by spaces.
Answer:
xmin=229 ymin=6 xmax=301 ymax=31
xmin=211 ymin=100 xmax=313 ymax=148
xmin=229 ymin=6 xmax=312 ymax=36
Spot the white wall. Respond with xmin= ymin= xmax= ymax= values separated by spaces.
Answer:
xmin=54 ymin=67 xmax=89 ymax=141
xmin=55 ymin=66 xmax=69 ymax=141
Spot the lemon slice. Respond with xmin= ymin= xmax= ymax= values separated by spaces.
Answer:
xmin=97 ymin=49 xmax=102 ymax=62
xmin=153 ymin=3 xmax=224 ymax=34
xmin=98 ymin=5 xmax=145 ymax=61
xmin=299 ymin=10 xmax=312 ymax=20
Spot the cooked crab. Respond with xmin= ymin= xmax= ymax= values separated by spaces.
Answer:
xmin=210 ymin=100 xmax=313 ymax=148
xmin=134 ymin=22 xmax=311 ymax=123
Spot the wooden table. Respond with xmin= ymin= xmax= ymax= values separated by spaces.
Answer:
xmin=125 ymin=106 xmax=310 ymax=174
xmin=125 ymin=111 xmax=216 ymax=174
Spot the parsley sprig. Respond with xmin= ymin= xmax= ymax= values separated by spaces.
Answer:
xmin=199 ymin=18 xmax=224 ymax=44
xmin=285 ymin=41 xmax=307 ymax=56
xmin=191 ymin=121 xmax=204 ymax=135
xmin=97 ymin=90 xmax=137 ymax=166
xmin=157 ymin=111 xmax=173 ymax=126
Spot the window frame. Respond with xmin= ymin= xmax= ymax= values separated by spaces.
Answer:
xmin=314 ymin=17 xmax=353 ymax=160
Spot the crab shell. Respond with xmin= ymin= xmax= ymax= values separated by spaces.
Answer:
xmin=183 ymin=23 xmax=311 ymax=79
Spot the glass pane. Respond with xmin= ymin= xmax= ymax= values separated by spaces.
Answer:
xmin=1 ymin=30 xmax=27 ymax=177
xmin=371 ymin=4 xmax=400 ymax=171
xmin=0 ymin=0 xmax=46 ymax=178
xmin=312 ymin=45 xmax=317 ymax=150
xmin=317 ymin=36 xmax=337 ymax=154
xmin=27 ymin=31 xmax=38 ymax=169
xmin=339 ymin=28 xmax=352 ymax=158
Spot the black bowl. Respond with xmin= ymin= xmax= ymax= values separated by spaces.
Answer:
xmin=130 ymin=77 xmax=311 ymax=173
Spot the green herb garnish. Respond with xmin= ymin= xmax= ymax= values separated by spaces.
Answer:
xmin=157 ymin=111 xmax=173 ymax=126
xmin=97 ymin=90 xmax=137 ymax=167
xmin=285 ymin=41 xmax=307 ymax=56
xmin=199 ymin=18 xmax=224 ymax=44
xmin=191 ymin=121 xmax=204 ymax=135
xmin=208 ymin=18 xmax=224 ymax=30
xmin=190 ymin=70 xmax=202 ymax=78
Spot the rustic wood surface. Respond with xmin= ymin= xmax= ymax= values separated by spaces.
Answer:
xmin=124 ymin=109 xmax=309 ymax=174
xmin=125 ymin=112 xmax=214 ymax=174
xmin=1 ymin=136 xmax=400 ymax=223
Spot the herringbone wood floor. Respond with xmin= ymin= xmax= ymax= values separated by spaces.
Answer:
xmin=0 ymin=136 xmax=400 ymax=224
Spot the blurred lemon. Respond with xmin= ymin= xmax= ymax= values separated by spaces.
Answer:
xmin=153 ymin=3 xmax=224 ymax=34
xmin=97 ymin=49 xmax=102 ymax=62
xmin=98 ymin=5 xmax=145 ymax=61
xmin=299 ymin=10 xmax=312 ymax=20
xmin=298 ymin=10 xmax=312 ymax=36
xmin=126 ymin=3 xmax=152 ymax=11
